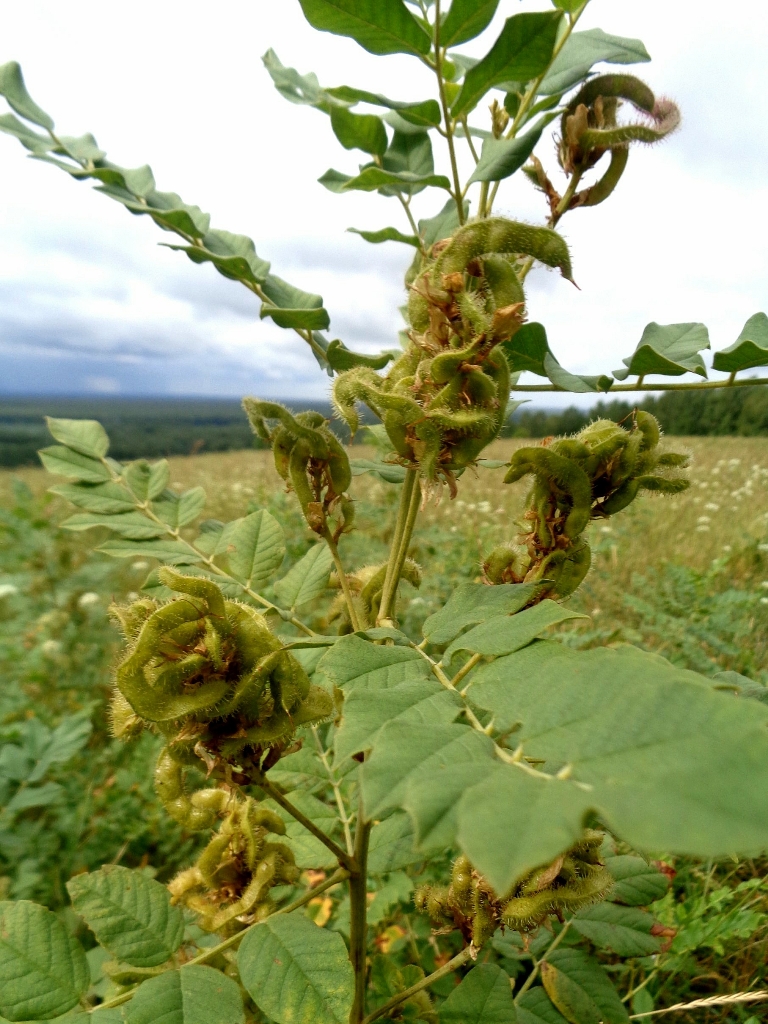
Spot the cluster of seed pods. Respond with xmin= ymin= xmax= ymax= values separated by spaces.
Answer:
xmin=109 ymin=568 xmax=333 ymax=820
xmin=243 ymin=399 xmax=353 ymax=538
xmin=333 ymin=217 xmax=572 ymax=493
xmin=415 ymin=831 xmax=614 ymax=945
xmin=483 ymin=411 xmax=690 ymax=598
xmin=168 ymin=797 xmax=299 ymax=935
xmin=325 ymin=558 xmax=422 ymax=633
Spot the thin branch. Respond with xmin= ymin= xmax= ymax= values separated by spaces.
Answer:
xmin=362 ymin=946 xmax=476 ymax=1024
xmin=378 ymin=473 xmax=422 ymax=627
xmin=349 ymin=789 xmax=373 ymax=1023
xmin=433 ymin=0 xmax=465 ymax=224
xmin=312 ymin=725 xmax=355 ymax=856
xmin=257 ymin=773 xmax=358 ymax=873
xmin=377 ymin=468 xmax=418 ymax=627
xmin=452 ymin=652 xmax=483 ymax=690
xmin=515 ymin=920 xmax=572 ymax=1003
xmin=512 ymin=377 xmax=768 ymax=393
xmin=323 ymin=527 xmax=363 ymax=632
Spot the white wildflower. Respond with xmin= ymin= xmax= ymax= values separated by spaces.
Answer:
xmin=41 ymin=639 xmax=61 ymax=657
xmin=697 ymin=516 xmax=711 ymax=524
xmin=704 ymin=503 xmax=720 ymax=511
xmin=77 ymin=592 xmax=100 ymax=608
xmin=0 ymin=583 xmax=18 ymax=599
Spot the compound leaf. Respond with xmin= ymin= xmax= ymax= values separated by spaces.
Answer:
xmin=452 ymin=12 xmax=562 ymax=117
xmin=27 ymin=713 xmax=92 ymax=784
xmin=165 ymin=229 xmax=270 ymax=287
xmin=124 ymin=965 xmax=244 ymax=1024
xmin=260 ymin=274 xmax=330 ymax=331
xmin=613 ymin=322 xmax=710 ymax=380
xmin=367 ymin=812 xmax=423 ymax=875
xmin=227 ymin=509 xmax=285 ymax=587
xmin=0 ymin=901 xmax=89 ymax=1022
xmin=96 ymin=539 xmax=202 ymax=564
xmin=297 ymin=0 xmax=431 ymax=57
xmin=60 ymin=511 xmax=166 ymax=541
xmin=604 ymin=855 xmax=670 ymax=907
xmin=468 ymin=114 xmax=557 ymax=183
xmin=45 ymin=418 xmax=109 ymax=459
xmin=334 ymin=677 xmax=461 ymax=764
xmin=517 ymin=988 xmax=569 ymax=1024
xmin=38 ymin=446 xmax=112 ymax=483
xmin=539 ymin=28 xmax=650 ymax=96
xmin=315 ymin=634 xmax=431 ymax=693
xmin=423 ymin=582 xmax=540 ymax=645
xmin=66 ymin=865 xmax=184 ymax=969
xmin=49 ymin=481 xmax=135 ymax=514
xmin=274 ymin=544 xmax=333 ymax=609
xmin=444 ymin=600 xmax=587 ymax=660
xmin=440 ymin=963 xmax=516 ymax=1022
xmin=238 ymin=912 xmax=354 ymax=1024
xmin=0 ymin=61 xmax=54 ymax=129
xmin=330 ymin=106 xmax=388 ymax=157
xmin=712 ymin=312 xmax=768 ymax=373
xmin=320 ymin=166 xmax=451 ymax=194
xmin=571 ymin=903 xmax=661 ymax=957
xmin=541 ymin=949 xmax=628 ymax=1024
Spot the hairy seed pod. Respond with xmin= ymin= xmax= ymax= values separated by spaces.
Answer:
xmin=434 ymin=217 xmax=573 ymax=283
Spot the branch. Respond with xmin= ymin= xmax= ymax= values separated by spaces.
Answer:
xmin=512 ymin=377 xmax=768 ymax=393
xmin=362 ymin=946 xmax=476 ymax=1024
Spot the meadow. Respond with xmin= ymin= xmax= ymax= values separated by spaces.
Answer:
xmin=1 ymin=437 xmax=767 ymax=1022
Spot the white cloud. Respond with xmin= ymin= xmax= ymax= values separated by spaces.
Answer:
xmin=0 ymin=0 xmax=766 ymax=403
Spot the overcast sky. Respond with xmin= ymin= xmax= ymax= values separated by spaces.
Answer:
xmin=1 ymin=1 xmax=766 ymax=405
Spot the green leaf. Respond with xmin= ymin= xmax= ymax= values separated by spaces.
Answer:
xmin=165 ymin=229 xmax=270 ymax=287
xmin=440 ymin=963 xmax=517 ymax=1022
xmin=0 ymin=901 xmax=89 ymax=1022
xmin=349 ymin=458 xmax=408 ymax=483
xmin=124 ymin=965 xmax=244 ymax=1024
xmin=96 ymin=539 xmax=202 ymax=564
xmin=571 ymin=903 xmax=661 ymax=957
xmin=517 ymin=988 xmax=568 ymax=1024
xmin=418 ymin=198 xmax=468 ymax=249
xmin=334 ymin=677 xmax=461 ymax=763
xmin=423 ymin=581 xmax=540 ymax=645
xmin=0 ymin=62 xmax=54 ymax=129
xmin=27 ymin=713 xmax=91 ymax=783
xmin=327 ymin=87 xmax=440 ymax=127
xmin=66 ymin=865 xmax=184 ymax=968
xmin=348 ymin=226 xmax=419 ymax=247
xmin=500 ymin=321 xmax=551 ymax=376
xmin=362 ymin=722 xmax=495 ymax=819
xmin=470 ymin=644 xmax=768 ymax=862
xmin=367 ymin=812 xmax=422 ymax=874
xmin=541 ymin=949 xmax=628 ymax=1024
xmin=539 ymin=28 xmax=651 ymax=96
xmin=152 ymin=487 xmax=206 ymax=529
xmin=5 ymin=781 xmax=64 ymax=814
xmin=297 ymin=0 xmax=431 ymax=57
xmin=452 ymin=12 xmax=562 ymax=117
xmin=0 ymin=112 xmax=55 ymax=154
xmin=468 ymin=114 xmax=557 ymax=183
xmin=238 ymin=913 xmax=354 ymax=1024
xmin=45 ymin=418 xmax=109 ymax=459
xmin=366 ymin=872 xmax=414 ymax=925
xmin=260 ymin=274 xmax=330 ymax=331
xmin=263 ymin=791 xmax=341 ymax=869
xmin=227 ymin=509 xmax=285 ymax=587
xmin=543 ymin=354 xmax=614 ymax=394
xmin=441 ymin=0 xmax=501 ymax=48
xmin=381 ymin=129 xmax=440 ymax=196
xmin=262 ymin=49 xmax=334 ymax=108
xmin=712 ymin=312 xmax=768 ymax=373
xmin=444 ymin=600 xmax=587 ymax=661
xmin=325 ymin=339 xmax=395 ymax=371
xmin=274 ymin=544 xmax=334 ymax=608
xmin=49 ymin=481 xmax=136 ymax=514
xmin=60 ymin=511 xmax=166 ymax=540
xmin=315 ymin=634 xmax=431 ymax=693
xmin=613 ymin=323 xmax=710 ymax=380
xmin=122 ymin=460 xmax=170 ymax=502
xmin=320 ymin=166 xmax=451 ymax=194
xmin=457 ymin=765 xmax=593 ymax=893
xmin=604 ymin=855 xmax=670 ymax=907
xmin=330 ymin=106 xmax=388 ymax=157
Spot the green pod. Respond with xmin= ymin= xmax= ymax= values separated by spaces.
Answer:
xmin=553 ymin=541 xmax=591 ymax=599
xmin=407 ymin=273 xmax=432 ymax=333
xmin=611 ymin=429 xmax=643 ymax=487
xmin=635 ymin=410 xmax=661 ymax=451
xmin=505 ymin=448 xmax=592 ymax=539
xmin=471 ymin=897 xmax=496 ymax=947
xmin=579 ymin=146 xmax=629 ymax=207
xmin=197 ymin=831 xmax=234 ymax=888
xmin=456 ymin=290 xmax=492 ymax=336
xmin=566 ymin=74 xmax=656 ymax=117
xmin=655 ymin=450 xmax=690 ymax=468
xmin=637 ymin=475 xmax=690 ymax=495
xmin=435 ymin=217 xmax=573 ymax=283
xmin=580 ymin=107 xmax=680 ymax=151
xmin=450 ymin=856 xmax=474 ymax=917
xmin=157 ymin=568 xmax=227 ymax=621
xmin=109 ymin=598 xmax=158 ymax=640
xmin=271 ymin=424 xmax=294 ymax=481
xmin=482 ymin=253 xmax=525 ymax=310
xmin=569 ymin=829 xmax=605 ymax=863
xmin=413 ymin=419 xmax=444 ymax=481
xmin=551 ymin=865 xmax=614 ymax=914
xmin=550 ymin=438 xmax=590 ymax=463
xmin=338 ymin=496 xmax=356 ymax=535
xmin=501 ymin=891 xmax=553 ymax=932
xmin=383 ymin=411 xmax=413 ymax=459
xmin=360 ymin=563 xmax=388 ymax=622
xmin=229 ymin=603 xmax=281 ymax=663
xmin=483 ymin=546 xmax=525 ymax=585
xmin=431 ymin=340 xmax=481 ymax=383
xmin=288 ymin=441 xmax=321 ymax=528
xmin=321 ymin=426 xmax=352 ymax=495
xmin=154 ymin=749 xmax=229 ymax=830
xmin=601 ymin=478 xmax=641 ymax=515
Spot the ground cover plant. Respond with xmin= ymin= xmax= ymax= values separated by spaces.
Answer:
xmin=1 ymin=3 xmax=768 ymax=1022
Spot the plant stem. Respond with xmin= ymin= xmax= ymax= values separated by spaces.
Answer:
xmin=257 ymin=773 xmax=357 ymax=872
xmin=377 ymin=468 xmax=418 ymax=626
xmin=452 ymin=652 xmax=483 ymax=690
xmin=312 ymin=725 xmax=355 ymax=856
xmin=461 ymin=118 xmax=480 ymax=163
xmin=514 ymin=920 xmax=572 ymax=1003
xmin=433 ymin=0 xmax=465 ymax=225
xmin=512 ymin=377 xmax=768 ymax=393
xmin=398 ymin=194 xmax=424 ymax=253
xmin=323 ymin=527 xmax=363 ymax=632
xmin=349 ymin=790 xmax=373 ymax=1024
xmin=486 ymin=1 xmax=590 ymax=215
xmin=362 ymin=946 xmax=475 ymax=1023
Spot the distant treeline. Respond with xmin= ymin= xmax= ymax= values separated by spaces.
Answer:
xmin=505 ymin=384 xmax=768 ymax=439
xmin=1 ymin=385 xmax=767 ymax=467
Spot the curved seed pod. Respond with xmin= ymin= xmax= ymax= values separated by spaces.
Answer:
xmin=471 ymin=894 xmax=496 ymax=946
xmin=569 ymin=829 xmax=605 ymax=863
xmin=501 ymin=891 xmax=554 ymax=932
xmin=635 ymin=409 xmax=661 ymax=450
xmin=482 ymin=254 xmax=525 ymax=311
xmin=157 ymin=567 xmax=227 ymax=620
xmin=655 ymin=450 xmax=690 ymax=468
xmin=243 ymin=399 xmax=330 ymax=459
xmin=456 ymin=291 xmax=492 ymax=336
xmin=435 ymin=217 xmax=572 ymax=282
xmin=431 ymin=341 xmax=482 ymax=383
xmin=600 ymin=477 xmax=641 ymax=515
xmin=450 ymin=856 xmax=474 ymax=916
xmin=580 ymin=101 xmax=680 ymax=151
xmin=505 ymin=448 xmax=592 ymax=539
xmin=577 ymin=146 xmax=629 ymax=208
xmin=637 ymin=475 xmax=690 ymax=494
xmin=483 ymin=545 xmax=529 ymax=585
xmin=154 ymin=749 xmax=231 ymax=830
xmin=323 ymin=427 xmax=352 ymax=494
xmin=109 ymin=598 xmax=158 ymax=640
xmin=109 ymin=689 xmax=143 ymax=739
xmin=566 ymin=74 xmax=656 ymax=116
xmin=551 ymin=541 xmax=591 ymax=600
